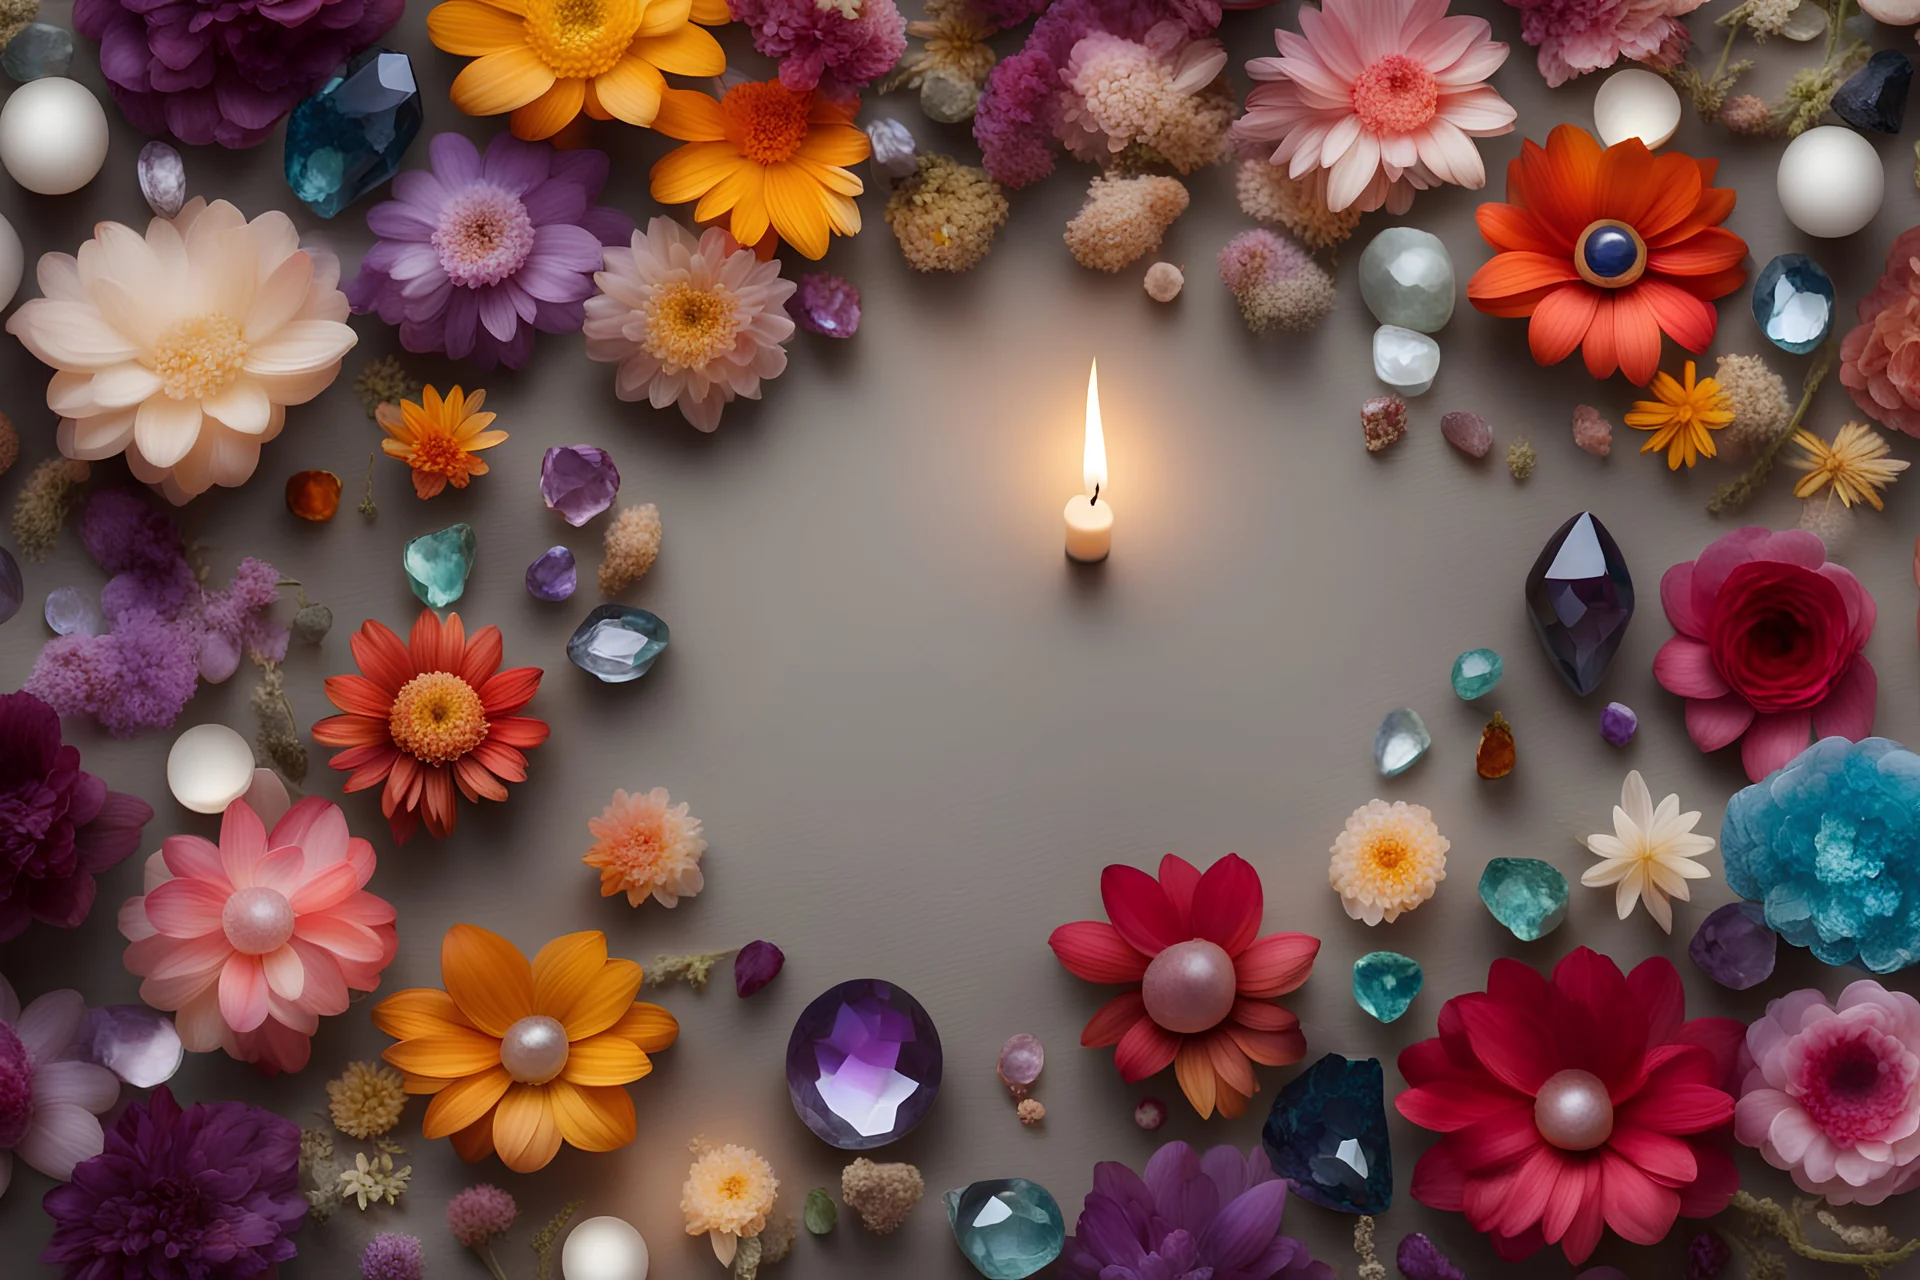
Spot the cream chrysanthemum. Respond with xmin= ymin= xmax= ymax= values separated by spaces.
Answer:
xmin=327 ymin=1060 xmax=409 ymax=1139
xmin=1329 ymin=799 xmax=1448 ymax=925
xmin=584 ymin=786 xmax=707 ymax=908
xmin=1580 ymin=770 xmax=1714 ymax=933
xmin=683 ymin=1143 xmax=778 ymax=1266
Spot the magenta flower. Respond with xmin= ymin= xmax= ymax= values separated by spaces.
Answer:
xmin=0 ymin=692 xmax=151 ymax=943
xmin=729 ymin=0 xmax=908 ymax=92
xmin=347 ymin=133 xmax=634 ymax=373
xmin=75 ymin=0 xmax=402 ymax=148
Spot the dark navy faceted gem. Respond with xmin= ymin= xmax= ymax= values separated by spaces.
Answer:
xmin=1524 ymin=512 xmax=1635 ymax=696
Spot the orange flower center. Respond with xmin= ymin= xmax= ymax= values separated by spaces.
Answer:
xmin=722 ymin=82 xmax=813 ymax=165
xmin=151 ymin=312 xmax=248 ymax=401
xmin=388 ymin=671 xmax=489 ymax=764
xmin=522 ymin=0 xmax=643 ymax=80
xmin=719 ymin=1174 xmax=750 ymax=1201
xmin=1350 ymin=54 xmax=1438 ymax=135
xmin=643 ymin=281 xmax=741 ymax=369
xmin=405 ymin=419 xmax=483 ymax=480
xmin=1364 ymin=837 xmax=1413 ymax=882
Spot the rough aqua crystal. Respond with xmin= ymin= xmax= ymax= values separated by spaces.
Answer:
xmin=1750 ymin=254 xmax=1834 ymax=355
xmin=787 ymin=978 xmax=943 ymax=1149
xmin=1373 ymin=708 xmax=1430 ymax=777
xmin=566 ymin=605 xmax=668 ymax=683
xmin=1261 ymin=1053 xmax=1392 ymax=1214
xmin=1352 ymin=952 xmax=1423 ymax=1023
xmin=1450 ymin=649 xmax=1503 ymax=700
xmin=945 ymin=1179 xmax=1065 ymax=1279
xmin=1479 ymin=858 xmax=1569 ymax=941
xmin=284 ymin=48 xmax=422 ymax=218
xmin=1524 ymin=512 xmax=1634 ymax=696
xmin=403 ymin=524 xmax=475 ymax=608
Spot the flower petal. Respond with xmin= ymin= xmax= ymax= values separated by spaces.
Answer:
xmin=1049 ymin=921 xmax=1150 ymax=983
xmin=441 ymin=923 xmax=534 ymax=1037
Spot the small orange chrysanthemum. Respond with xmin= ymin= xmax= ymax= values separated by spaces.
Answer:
xmin=1625 ymin=361 xmax=1733 ymax=470
xmin=584 ymin=787 xmax=707 ymax=908
xmin=378 ymin=385 xmax=508 ymax=499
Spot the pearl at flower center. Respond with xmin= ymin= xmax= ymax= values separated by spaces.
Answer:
xmin=432 ymin=185 xmax=537 ymax=289
xmin=500 ymin=1015 xmax=570 ymax=1084
xmin=1141 ymin=939 xmax=1238 ymax=1035
xmin=388 ymin=671 xmax=490 ymax=765
xmin=150 ymin=312 xmax=248 ymax=401
xmin=1350 ymin=54 xmax=1439 ymax=136
xmin=1534 ymin=1068 xmax=1615 ymax=1151
xmin=222 ymin=885 xmax=296 ymax=955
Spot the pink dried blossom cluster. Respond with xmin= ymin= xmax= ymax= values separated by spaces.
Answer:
xmin=728 ymin=0 xmax=909 ymax=92
xmin=1840 ymin=226 xmax=1920 ymax=438
xmin=1504 ymin=0 xmax=1699 ymax=87
xmin=1058 ymin=22 xmax=1230 ymax=170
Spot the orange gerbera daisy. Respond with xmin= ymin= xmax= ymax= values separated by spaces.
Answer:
xmin=378 ymin=385 xmax=508 ymax=499
xmin=427 ymin=0 xmax=728 ymax=141
xmin=1467 ymin=124 xmax=1747 ymax=386
xmin=649 ymin=82 xmax=870 ymax=260
xmin=313 ymin=611 xmax=549 ymax=844
xmin=374 ymin=925 xmax=678 ymax=1173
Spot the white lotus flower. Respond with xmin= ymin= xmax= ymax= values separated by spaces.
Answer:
xmin=1581 ymin=769 xmax=1716 ymax=933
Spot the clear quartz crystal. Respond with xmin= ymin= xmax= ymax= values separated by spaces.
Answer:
xmin=1372 ymin=708 xmax=1430 ymax=777
xmin=1358 ymin=227 xmax=1454 ymax=332
xmin=44 ymin=585 xmax=103 ymax=636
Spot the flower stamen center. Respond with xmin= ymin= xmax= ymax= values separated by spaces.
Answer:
xmin=643 ymin=281 xmax=742 ymax=369
xmin=722 ymin=83 xmax=813 ymax=165
xmin=432 ymin=186 xmax=537 ymax=289
xmin=1350 ymin=54 xmax=1438 ymax=135
xmin=388 ymin=671 xmax=490 ymax=765
xmin=522 ymin=0 xmax=643 ymax=80
xmin=1798 ymin=1024 xmax=1917 ymax=1146
xmin=151 ymin=313 xmax=248 ymax=401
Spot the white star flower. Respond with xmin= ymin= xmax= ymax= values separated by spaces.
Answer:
xmin=1581 ymin=770 xmax=1716 ymax=933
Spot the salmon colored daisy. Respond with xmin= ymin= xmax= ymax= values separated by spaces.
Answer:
xmin=373 ymin=925 xmax=677 ymax=1173
xmin=1467 ymin=124 xmax=1747 ymax=386
xmin=378 ymin=385 xmax=508 ymax=499
xmin=649 ymin=82 xmax=870 ymax=260
xmin=1048 ymin=854 xmax=1319 ymax=1119
xmin=584 ymin=787 xmax=706 ymax=908
xmin=312 ymin=611 xmax=549 ymax=844
xmin=427 ymin=0 xmax=729 ymax=141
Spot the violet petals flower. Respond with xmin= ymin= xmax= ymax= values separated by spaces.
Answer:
xmin=348 ymin=133 xmax=635 ymax=373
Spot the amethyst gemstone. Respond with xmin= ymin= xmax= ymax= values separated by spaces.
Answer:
xmin=735 ymin=940 xmax=785 ymax=998
xmin=79 ymin=1004 xmax=183 ymax=1088
xmin=540 ymin=446 xmax=620 ymax=526
xmin=786 ymin=978 xmax=943 ymax=1149
xmin=1599 ymin=701 xmax=1638 ymax=746
xmin=1689 ymin=901 xmax=1777 ymax=991
xmin=1395 ymin=1233 xmax=1464 ymax=1280
xmin=525 ymin=547 xmax=577 ymax=602
xmin=1523 ymin=512 xmax=1634 ymax=696
xmin=789 ymin=273 xmax=861 ymax=338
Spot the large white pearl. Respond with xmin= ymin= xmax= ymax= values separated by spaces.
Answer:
xmin=166 ymin=724 xmax=258 ymax=814
xmin=1534 ymin=1068 xmax=1615 ymax=1151
xmin=561 ymin=1216 xmax=649 ymax=1280
xmin=0 ymin=78 xmax=109 ymax=196
xmin=0 ymin=214 xmax=21 ymax=312
xmin=499 ymin=1015 xmax=570 ymax=1084
xmin=1777 ymin=127 xmax=1885 ymax=238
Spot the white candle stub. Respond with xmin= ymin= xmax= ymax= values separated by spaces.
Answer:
xmin=1065 ymin=360 xmax=1114 ymax=563
xmin=166 ymin=724 xmax=258 ymax=815
xmin=561 ymin=1216 xmax=650 ymax=1280
xmin=1777 ymin=126 xmax=1885 ymax=239
xmin=0 ymin=77 xmax=110 ymax=196
xmin=1592 ymin=69 xmax=1682 ymax=149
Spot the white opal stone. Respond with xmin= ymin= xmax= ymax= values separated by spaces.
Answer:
xmin=1593 ymin=69 xmax=1682 ymax=149
xmin=1777 ymin=127 xmax=1884 ymax=238
xmin=1373 ymin=325 xmax=1441 ymax=396
xmin=166 ymin=724 xmax=257 ymax=814
xmin=1782 ymin=0 xmax=1830 ymax=38
xmin=1859 ymin=0 xmax=1920 ymax=24
xmin=562 ymin=1217 xmax=650 ymax=1280
xmin=0 ymin=214 xmax=20 ymax=313
xmin=1358 ymin=227 xmax=1454 ymax=332
xmin=0 ymin=77 xmax=109 ymax=195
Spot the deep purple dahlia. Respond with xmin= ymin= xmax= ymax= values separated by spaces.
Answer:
xmin=0 ymin=692 xmax=151 ymax=943
xmin=74 ymin=0 xmax=403 ymax=149
xmin=42 ymin=1086 xmax=305 ymax=1280
xmin=347 ymin=132 xmax=634 ymax=373
xmin=1063 ymin=1141 xmax=1333 ymax=1280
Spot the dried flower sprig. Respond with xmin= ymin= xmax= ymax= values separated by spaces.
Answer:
xmin=1727 ymin=1191 xmax=1920 ymax=1280
xmin=1709 ymin=345 xmax=1832 ymax=515
xmin=647 ymin=950 xmax=738 ymax=991
xmin=529 ymin=1201 xmax=581 ymax=1280
xmin=250 ymin=658 xmax=307 ymax=783
xmin=1663 ymin=0 xmax=1868 ymax=135
xmin=1790 ymin=422 xmax=1909 ymax=510
xmin=1352 ymin=1217 xmax=1386 ymax=1280
xmin=339 ymin=1151 xmax=411 ymax=1210
xmin=354 ymin=355 xmax=425 ymax=421
xmin=10 ymin=457 xmax=88 ymax=560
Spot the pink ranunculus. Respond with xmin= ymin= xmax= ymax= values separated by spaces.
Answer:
xmin=1840 ymin=226 xmax=1920 ymax=438
xmin=1505 ymin=0 xmax=1703 ymax=88
xmin=1736 ymin=981 xmax=1920 ymax=1206
xmin=1653 ymin=527 xmax=1875 ymax=783
xmin=119 ymin=798 xmax=398 ymax=1075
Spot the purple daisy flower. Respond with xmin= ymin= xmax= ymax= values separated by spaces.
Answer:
xmin=75 ymin=0 xmax=403 ymax=149
xmin=42 ymin=1086 xmax=305 ymax=1280
xmin=348 ymin=132 xmax=634 ymax=373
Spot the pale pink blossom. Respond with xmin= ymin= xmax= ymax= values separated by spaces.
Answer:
xmin=1506 ymin=0 xmax=1702 ymax=88
xmin=0 ymin=976 xmax=118 ymax=1197
xmin=1058 ymin=22 xmax=1229 ymax=165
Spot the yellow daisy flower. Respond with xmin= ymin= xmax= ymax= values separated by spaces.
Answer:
xmin=1790 ymin=421 xmax=1910 ymax=510
xmin=1625 ymin=360 xmax=1734 ymax=470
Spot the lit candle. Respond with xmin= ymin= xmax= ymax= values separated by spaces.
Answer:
xmin=1064 ymin=360 xmax=1114 ymax=563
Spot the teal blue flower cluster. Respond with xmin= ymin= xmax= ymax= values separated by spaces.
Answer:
xmin=1722 ymin=736 xmax=1920 ymax=973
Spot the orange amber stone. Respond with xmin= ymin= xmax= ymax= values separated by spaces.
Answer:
xmin=1476 ymin=712 xmax=1516 ymax=779
xmin=286 ymin=470 xmax=343 ymax=522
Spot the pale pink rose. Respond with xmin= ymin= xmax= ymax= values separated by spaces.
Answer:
xmin=1840 ymin=227 xmax=1920 ymax=438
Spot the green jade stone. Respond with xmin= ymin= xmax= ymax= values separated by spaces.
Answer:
xmin=1450 ymin=648 xmax=1503 ymax=700
xmin=1352 ymin=951 xmax=1423 ymax=1023
xmin=946 ymin=1179 xmax=1065 ymax=1280
xmin=1479 ymin=858 xmax=1569 ymax=942
xmin=804 ymin=1187 xmax=837 ymax=1235
xmin=404 ymin=523 xmax=476 ymax=608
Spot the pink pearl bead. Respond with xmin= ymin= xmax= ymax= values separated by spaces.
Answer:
xmin=1534 ymin=1068 xmax=1615 ymax=1151
xmin=221 ymin=886 xmax=295 ymax=955
xmin=1141 ymin=939 xmax=1238 ymax=1034
xmin=499 ymin=1015 xmax=570 ymax=1084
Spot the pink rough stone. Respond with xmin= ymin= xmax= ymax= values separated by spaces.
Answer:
xmin=1362 ymin=395 xmax=1408 ymax=453
xmin=1572 ymin=404 xmax=1613 ymax=457
xmin=1440 ymin=410 xmax=1492 ymax=458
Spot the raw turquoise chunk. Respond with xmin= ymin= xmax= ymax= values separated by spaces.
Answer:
xmin=284 ymin=48 xmax=422 ymax=218
xmin=2 ymin=23 xmax=74 ymax=81
xmin=403 ymin=523 xmax=475 ymax=608
xmin=1479 ymin=858 xmax=1569 ymax=941
xmin=945 ymin=1179 xmax=1064 ymax=1279
xmin=1352 ymin=952 xmax=1423 ymax=1023
xmin=1373 ymin=708 xmax=1430 ymax=777
xmin=1450 ymin=649 xmax=1503 ymax=700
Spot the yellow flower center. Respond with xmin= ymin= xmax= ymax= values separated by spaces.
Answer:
xmin=643 ymin=281 xmax=740 ymax=370
xmin=388 ymin=671 xmax=489 ymax=764
xmin=1363 ymin=837 xmax=1413 ymax=884
xmin=719 ymin=1174 xmax=749 ymax=1202
xmin=151 ymin=313 xmax=248 ymax=401
xmin=722 ymin=82 xmax=813 ymax=165
xmin=523 ymin=0 xmax=643 ymax=80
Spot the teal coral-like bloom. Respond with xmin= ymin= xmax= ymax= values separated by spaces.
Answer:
xmin=1722 ymin=736 xmax=1920 ymax=973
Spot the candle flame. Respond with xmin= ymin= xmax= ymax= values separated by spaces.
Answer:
xmin=1083 ymin=359 xmax=1107 ymax=499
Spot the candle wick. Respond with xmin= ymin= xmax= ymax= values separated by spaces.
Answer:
xmin=1090 ymin=485 xmax=1100 ymax=506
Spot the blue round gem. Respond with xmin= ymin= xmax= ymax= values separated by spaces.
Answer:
xmin=1581 ymin=226 xmax=1639 ymax=279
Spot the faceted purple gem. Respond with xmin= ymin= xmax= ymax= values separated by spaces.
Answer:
xmin=525 ymin=546 xmax=577 ymax=601
xmin=788 ymin=273 xmax=861 ymax=338
xmin=1395 ymin=1233 xmax=1464 ymax=1280
xmin=735 ymin=940 xmax=785 ymax=998
xmin=1689 ymin=901 xmax=1777 ymax=990
xmin=1599 ymin=701 xmax=1638 ymax=746
xmin=1524 ymin=512 xmax=1634 ymax=696
xmin=1688 ymin=1231 xmax=1732 ymax=1280
xmin=786 ymin=978 xmax=942 ymax=1149
xmin=540 ymin=445 xmax=620 ymax=526
xmin=79 ymin=1004 xmax=183 ymax=1088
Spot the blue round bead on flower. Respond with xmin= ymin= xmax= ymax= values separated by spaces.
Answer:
xmin=1721 ymin=736 xmax=1920 ymax=973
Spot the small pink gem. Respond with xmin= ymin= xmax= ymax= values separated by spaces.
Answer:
xmin=221 ymin=886 xmax=295 ymax=955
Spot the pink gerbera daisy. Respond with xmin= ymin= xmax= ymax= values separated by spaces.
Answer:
xmin=1235 ymin=0 xmax=1517 ymax=213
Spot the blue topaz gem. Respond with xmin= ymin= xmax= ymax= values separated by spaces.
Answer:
xmin=945 ymin=1180 xmax=1065 ymax=1279
xmin=1352 ymin=952 xmax=1423 ymax=1023
xmin=1261 ymin=1054 xmax=1392 ymax=1214
xmin=2 ymin=23 xmax=74 ymax=81
xmin=1524 ymin=512 xmax=1634 ymax=695
xmin=1479 ymin=858 xmax=1569 ymax=941
xmin=1574 ymin=219 xmax=1646 ymax=289
xmin=1750 ymin=254 xmax=1834 ymax=354
xmin=566 ymin=604 xmax=668 ymax=683
xmin=284 ymin=48 xmax=422 ymax=218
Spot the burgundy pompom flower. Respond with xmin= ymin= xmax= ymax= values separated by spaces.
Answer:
xmin=0 ymin=691 xmax=151 ymax=943
xmin=75 ymin=0 xmax=403 ymax=149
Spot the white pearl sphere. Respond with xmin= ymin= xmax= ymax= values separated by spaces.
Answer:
xmin=0 ymin=214 xmax=21 ymax=312
xmin=166 ymin=724 xmax=258 ymax=814
xmin=1592 ymin=69 xmax=1682 ymax=149
xmin=562 ymin=1217 xmax=649 ymax=1280
xmin=0 ymin=78 xmax=110 ymax=196
xmin=1859 ymin=0 xmax=1920 ymax=24
xmin=1777 ymin=127 xmax=1885 ymax=238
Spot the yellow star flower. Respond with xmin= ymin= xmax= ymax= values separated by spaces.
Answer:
xmin=1624 ymin=360 xmax=1734 ymax=470
xmin=1790 ymin=421 xmax=1910 ymax=510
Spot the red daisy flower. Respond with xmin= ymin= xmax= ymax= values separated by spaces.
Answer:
xmin=1048 ymin=853 xmax=1319 ymax=1119
xmin=1396 ymin=947 xmax=1745 ymax=1265
xmin=312 ymin=610 xmax=549 ymax=844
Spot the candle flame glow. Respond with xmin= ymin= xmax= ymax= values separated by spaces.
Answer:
xmin=1083 ymin=359 xmax=1107 ymax=499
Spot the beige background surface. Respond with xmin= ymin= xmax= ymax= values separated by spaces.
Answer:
xmin=3 ymin=1 xmax=1920 ymax=1275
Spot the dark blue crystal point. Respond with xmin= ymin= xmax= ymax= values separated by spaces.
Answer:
xmin=1524 ymin=512 xmax=1634 ymax=696
xmin=1832 ymin=49 xmax=1912 ymax=134
xmin=1261 ymin=1053 xmax=1392 ymax=1214
xmin=284 ymin=48 xmax=422 ymax=218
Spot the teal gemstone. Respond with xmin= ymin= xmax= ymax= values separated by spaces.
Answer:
xmin=1479 ymin=858 xmax=1569 ymax=942
xmin=403 ymin=524 xmax=475 ymax=608
xmin=1450 ymin=648 xmax=1503 ymax=700
xmin=945 ymin=1179 xmax=1064 ymax=1280
xmin=1373 ymin=708 xmax=1430 ymax=777
xmin=284 ymin=48 xmax=422 ymax=218
xmin=567 ymin=604 xmax=668 ymax=683
xmin=1352 ymin=951 xmax=1423 ymax=1023
xmin=2 ymin=23 xmax=74 ymax=81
